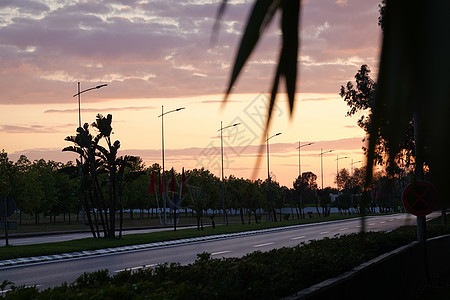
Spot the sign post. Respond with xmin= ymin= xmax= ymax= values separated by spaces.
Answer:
xmin=402 ymin=180 xmax=437 ymax=243
xmin=0 ymin=197 xmax=16 ymax=246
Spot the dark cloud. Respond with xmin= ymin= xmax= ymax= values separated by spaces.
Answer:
xmin=0 ymin=123 xmax=74 ymax=133
xmin=7 ymin=136 xmax=364 ymax=165
xmin=0 ymin=0 xmax=381 ymax=104
xmin=44 ymin=106 xmax=156 ymax=113
xmin=0 ymin=0 xmax=50 ymax=14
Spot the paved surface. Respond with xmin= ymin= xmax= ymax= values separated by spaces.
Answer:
xmin=0 ymin=226 xmax=196 ymax=246
xmin=0 ymin=213 xmax=430 ymax=290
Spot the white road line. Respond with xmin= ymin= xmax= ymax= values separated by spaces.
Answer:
xmin=380 ymin=221 xmax=386 ymax=224
xmin=339 ymin=227 xmax=349 ymax=231
xmin=253 ymin=242 xmax=274 ymax=248
xmin=114 ymin=264 xmax=156 ymax=273
xmin=211 ymin=251 xmax=231 ymax=256
xmin=389 ymin=219 xmax=394 ymax=222
xmin=319 ymin=231 xmax=330 ymax=235
xmin=291 ymin=236 xmax=306 ymax=240
xmin=369 ymin=223 xmax=375 ymax=226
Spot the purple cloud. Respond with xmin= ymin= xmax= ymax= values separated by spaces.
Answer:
xmin=0 ymin=0 xmax=381 ymax=104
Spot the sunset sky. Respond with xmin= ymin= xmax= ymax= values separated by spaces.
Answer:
xmin=0 ymin=0 xmax=382 ymax=188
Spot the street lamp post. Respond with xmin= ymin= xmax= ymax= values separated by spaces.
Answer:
xmin=218 ymin=121 xmax=241 ymax=224
xmin=266 ymin=132 xmax=281 ymax=221
xmin=336 ymin=155 xmax=349 ymax=196
xmin=73 ymin=82 xmax=107 ymax=231
xmin=158 ymin=106 xmax=185 ymax=226
xmin=319 ymin=148 xmax=334 ymax=190
xmin=297 ymin=141 xmax=314 ymax=177
xmin=296 ymin=141 xmax=314 ymax=219
xmin=350 ymin=159 xmax=362 ymax=175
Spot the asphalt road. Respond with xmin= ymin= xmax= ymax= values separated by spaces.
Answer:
xmin=0 ymin=213 xmax=427 ymax=290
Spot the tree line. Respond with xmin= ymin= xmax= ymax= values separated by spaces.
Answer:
xmin=1 ymin=145 xmax=407 ymax=240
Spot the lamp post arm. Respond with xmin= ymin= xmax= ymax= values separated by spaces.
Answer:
xmin=73 ymin=84 xmax=108 ymax=97
xmin=158 ymin=107 xmax=185 ymax=118
xmin=218 ymin=122 xmax=241 ymax=132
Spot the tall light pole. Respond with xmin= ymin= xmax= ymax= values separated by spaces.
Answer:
xmin=266 ymin=133 xmax=282 ymax=182
xmin=319 ymin=148 xmax=334 ymax=190
xmin=296 ymin=141 xmax=314 ymax=219
xmin=74 ymin=83 xmax=108 ymax=128
xmin=350 ymin=159 xmax=362 ymax=175
xmin=158 ymin=106 xmax=185 ymax=226
xmin=73 ymin=82 xmax=107 ymax=231
xmin=336 ymin=155 xmax=349 ymax=193
xmin=218 ymin=121 xmax=241 ymax=224
xmin=266 ymin=132 xmax=281 ymax=221
xmin=297 ymin=141 xmax=314 ymax=177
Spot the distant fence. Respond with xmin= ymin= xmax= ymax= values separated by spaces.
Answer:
xmin=284 ymin=234 xmax=450 ymax=300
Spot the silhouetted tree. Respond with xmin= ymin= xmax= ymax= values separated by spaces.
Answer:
xmin=340 ymin=65 xmax=415 ymax=174
xmin=64 ymin=114 xmax=136 ymax=239
xmin=293 ymin=172 xmax=318 ymax=218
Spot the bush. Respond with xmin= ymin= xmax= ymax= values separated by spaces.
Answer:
xmin=5 ymin=225 xmax=450 ymax=299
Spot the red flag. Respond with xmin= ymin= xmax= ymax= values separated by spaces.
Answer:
xmin=148 ymin=171 xmax=156 ymax=195
xmin=158 ymin=171 xmax=163 ymax=194
xmin=170 ymin=168 xmax=176 ymax=193
xmin=181 ymin=167 xmax=187 ymax=195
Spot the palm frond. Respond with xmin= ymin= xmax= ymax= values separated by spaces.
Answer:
xmin=223 ymin=0 xmax=299 ymax=124
xmin=62 ymin=146 xmax=83 ymax=156
xmin=224 ymin=0 xmax=281 ymax=100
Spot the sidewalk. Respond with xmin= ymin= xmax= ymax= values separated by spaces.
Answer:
xmin=0 ymin=225 xmax=197 ymax=246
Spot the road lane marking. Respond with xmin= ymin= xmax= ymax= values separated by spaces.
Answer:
xmin=114 ymin=264 xmax=156 ymax=273
xmin=291 ymin=236 xmax=306 ymax=240
xmin=211 ymin=251 xmax=231 ymax=256
xmin=253 ymin=242 xmax=274 ymax=248
xmin=369 ymin=223 xmax=375 ymax=226
xmin=380 ymin=221 xmax=386 ymax=224
xmin=319 ymin=231 xmax=330 ymax=235
xmin=389 ymin=219 xmax=394 ymax=222
xmin=339 ymin=227 xmax=349 ymax=231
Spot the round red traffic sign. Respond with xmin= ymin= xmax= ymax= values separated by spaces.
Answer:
xmin=402 ymin=180 xmax=437 ymax=216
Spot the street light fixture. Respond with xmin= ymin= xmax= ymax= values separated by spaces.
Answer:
xmin=350 ymin=159 xmax=363 ymax=175
xmin=72 ymin=82 xmax=108 ymax=231
xmin=266 ymin=133 xmax=282 ymax=182
xmin=266 ymin=132 xmax=281 ymax=221
xmin=336 ymin=155 xmax=349 ymax=194
xmin=158 ymin=106 xmax=185 ymax=226
xmin=319 ymin=148 xmax=334 ymax=190
xmin=296 ymin=141 xmax=314 ymax=219
xmin=73 ymin=83 xmax=108 ymax=128
xmin=218 ymin=121 xmax=241 ymax=224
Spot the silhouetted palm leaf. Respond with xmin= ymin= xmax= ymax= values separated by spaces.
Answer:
xmin=62 ymin=146 xmax=83 ymax=156
xmin=92 ymin=114 xmax=113 ymax=139
xmin=223 ymin=0 xmax=300 ymax=130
